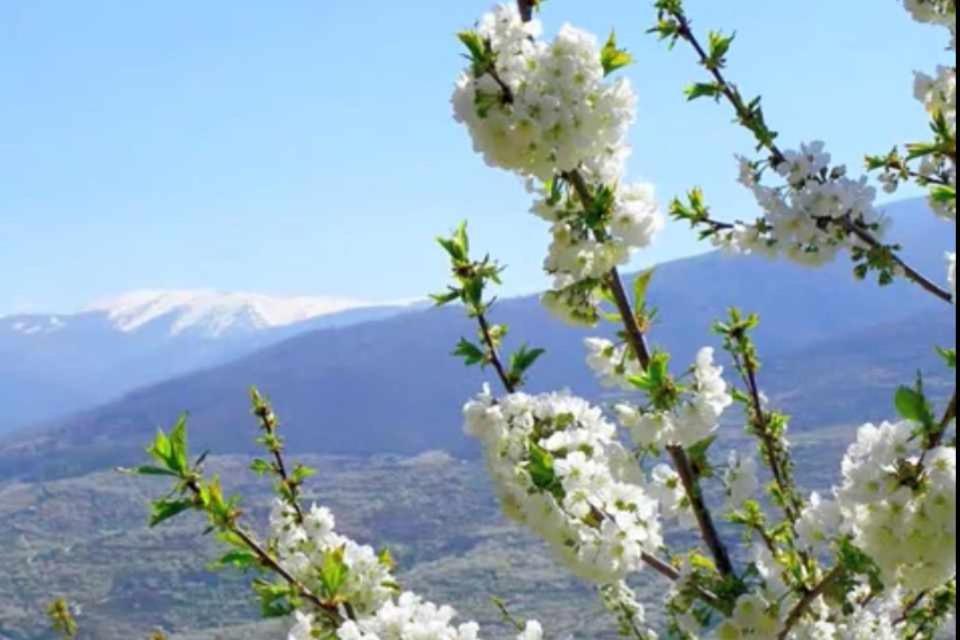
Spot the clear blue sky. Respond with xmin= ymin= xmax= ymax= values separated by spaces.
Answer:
xmin=0 ymin=0 xmax=951 ymax=315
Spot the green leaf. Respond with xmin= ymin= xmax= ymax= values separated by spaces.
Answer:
xmin=290 ymin=464 xmax=316 ymax=484
xmin=250 ymin=458 xmax=273 ymax=476
xmin=509 ymin=345 xmax=546 ymax=381
xmin=431 ymin=289 xmax=462 ymax=307
xmin=126 ymin=465 xmax=179 ymax=477
xmin=633 ymin=269 xmax=656 ymax=310
xmin=319 ymin=546 xmax=350 ymax=599
xmin=706 ymin=31 xmax=735 ymax=69
xmin=211 ymin=549 xmax=259 ymax=571
xmin=684 ymin=82 xmax=722 ymax=101
xmin=895 ymin=380 xmax=935 ymax=429
xmin=601 ymin=31 xmax=633 ymax=76
xmin=454 ymin=338 xmax=487 ymax=367
xmin=253 ymin=580 xmax=296 ymax=618
xmin=937 ymin=347 xmax=957 ymax=369
xmin=527 ymin=443 xmax=560 ymax=496
xmin=168 ymin=415 xmax=189 ymax=474
xmin=147 ymin=430 xmax=173 ymax=468
xmin=149 ymin=499 xmax=194 ymax=528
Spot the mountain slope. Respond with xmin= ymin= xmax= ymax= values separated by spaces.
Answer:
xmin=0 ymin=292 xmax=415 ymax=434
xmin=1 ymin=199 xmax=953 ymax=480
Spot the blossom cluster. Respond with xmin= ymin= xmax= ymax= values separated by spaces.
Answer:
xmin=796 ymin=421 xmax=957 ymax=592
xmin=272 ymin=501 xmax=544 ymax=640
xmin=453 ymin=4 xmax=663 ymax=324
xmin=904 ymin=0 xmax=958 ymax=47
xmin=714 ymin=144 xmax=886 ymax=267
xmin=463 ymin=386 xmax=663 ymax=583
xmin=912 ymin=64 xmax=958 ymax=221
xmin=584 ymin=337 xmax=645 ymax=390
xmin=614 ymin=347 xmax=734 ymax=449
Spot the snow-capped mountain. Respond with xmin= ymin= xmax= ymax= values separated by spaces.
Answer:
xmin=8 ymin=290 xmax=381 ymax=339
xmin=1 ymin=290 xmax=416 ymax=435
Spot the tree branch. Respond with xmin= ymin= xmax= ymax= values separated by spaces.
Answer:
xmin=477 ymin=312 xmax=517 ymax=394
xmin=564 ymin=168 xmax=735 ymax=578
xmin=517 ymin=0 xmax=536 ymax=22
xmin=666 ymin=8 xmax=954 ymax=306
xmin=778 ymin=566 xmax=843 ymax=639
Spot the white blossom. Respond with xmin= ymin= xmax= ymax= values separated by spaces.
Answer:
xmin=463 ymin=386 xmax=663 ymax=583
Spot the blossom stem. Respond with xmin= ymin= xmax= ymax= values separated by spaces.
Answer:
xmin=477 ymin=311 xmax=517 ymax=393
xmin=667 ymin=7 xmax=954 ymax=306
xmin=253 ymin=403 xmax=306 ymax=524
xmin=778 ymin=566 xmax=843 ymax=640
xmin=735 ymin=347 xmax=802 ymax=524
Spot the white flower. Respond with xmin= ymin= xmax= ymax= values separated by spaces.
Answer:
xmin=796 ymin=492 xmax=843 ymax=554
xmin=621 ymin=347 xmax=733 ymax=450
xmin=724 ymin=451 xmax=760 ymax=510
xmin=463 ymin=388 xmax=663 ymax=583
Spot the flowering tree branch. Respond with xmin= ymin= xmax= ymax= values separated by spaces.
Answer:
xmin=563 ymin=167 xmax=736 ymax=578
xmin=655 ymin=1 xmax=955 ymax=305
xmin=777 ymin=565 xmax=844 ymax=640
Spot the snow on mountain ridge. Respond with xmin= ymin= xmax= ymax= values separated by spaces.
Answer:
xmin=84 ymin=290 xmax=380 ymax=337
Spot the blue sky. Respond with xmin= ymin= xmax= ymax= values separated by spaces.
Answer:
xmin=0 ymin=0 xmax=951 ymax=315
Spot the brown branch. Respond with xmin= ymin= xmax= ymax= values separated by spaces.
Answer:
xmin=841 ymin=219 xmax=954 ymax=304
xmin=477 ymin=312 xmax=517 ymax=393
xmin=517 ymin=0 xmax=536 ymax=22
xmin=778 ymin=566 xmax=843 ymax=639
xmin=667 ymin=445 xmax=735 ymax=577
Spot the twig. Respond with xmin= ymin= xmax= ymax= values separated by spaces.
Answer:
xmin=252 ymin=400 xmax=305 ymax=524
xmin=517 ymin=0 xmax=536 ymax=22
xmin=477 ymin=312 xmax=517 ymax=393
xmin=565 ymin=167 xmax=736 ymax=578
xmin=778 ymin=566 xmax=842 ymax=639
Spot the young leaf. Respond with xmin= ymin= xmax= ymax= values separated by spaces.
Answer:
xmin=601 ymin=31 xmax=633 ymax=76
xmin=319 ymin=546 xmax=350 ymax=599
xmin=509 ymin=345 xmax=546 ymax=381
xmin=685 ymin=82 xmax=722 ymax=102
xmin=527 ymin=443 xmax=560 ymax=496
xmin=895 ymin=380 xmax=935 ymax=429
xmin=937 ymin=347 xmax=957 ymax=370
xmin=454 ymin=338 xmax=487 ymax=367
xmin=633 ymin=269 xmax=656 ymax=310
xmin=149 ymin=499 xmax=195 ymax=528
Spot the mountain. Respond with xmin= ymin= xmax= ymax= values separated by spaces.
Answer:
xmin=0 ymin=198 xmax=954 ymax=481
xmin=0 ymin=291 xmax=416 ymax=435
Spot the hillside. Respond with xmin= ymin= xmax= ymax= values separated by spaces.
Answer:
xmin=0 ymin=292 xmax=413 ymax=434
xmin=1 ymin=199 xmax=953 ymax=481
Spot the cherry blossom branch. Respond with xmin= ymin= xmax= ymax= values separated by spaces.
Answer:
xmin=661 ymin=6 xmax=954 ymax=306
xmin=181 ymin=477 xmax=344 ymax=626
xmin=564 ymin=168 xmax=736 ymax=578
xmin=777 ymin=566 xmax=843 ymax=640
